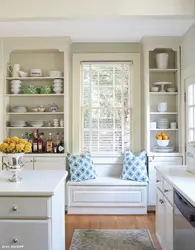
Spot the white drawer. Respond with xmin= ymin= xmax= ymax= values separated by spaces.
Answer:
xmin=68 ymin=186 xmax=147 ymax=207
xmin=0 ymin=220 xmax=51 ymax=250
xmin=0 ymin=197 xmax=51 ymax=219
xmin=163 ymin=179 xmax=174 ymax=205
xmin=150 ymin=156 xmax=183 ymax=163
xmin=156 ymin=171 xmax=163 ymax=191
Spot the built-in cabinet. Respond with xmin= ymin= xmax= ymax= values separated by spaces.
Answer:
xmin=156 ymin=170 xmax=174 ymax=250
xmin=142 ymin=38 xmax=184 ymax=208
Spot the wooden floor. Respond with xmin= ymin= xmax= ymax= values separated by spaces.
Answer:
xmin=65 ymin=212 xmax=161 ymax=250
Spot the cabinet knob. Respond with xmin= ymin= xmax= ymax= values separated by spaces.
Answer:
xmin=164 ymin=189 xmax=169 ymax=193
xmin=12 ymin=206 xmax=17 ymax=211
xmin=13 ymin=238 xmax=18 ymax=243
xmin=156 ymin=180 xmax=160 ymax=183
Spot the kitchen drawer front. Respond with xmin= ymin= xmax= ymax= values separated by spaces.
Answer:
xmin=156 ymin=171 xmax=163 ymax=191
xmin=0 ymin=197 xmax=51 ymax=219
xmin=0 ymin=220 xmax=51 ymax=250
xmin=68 ymin=186 xmax=147 ymax=207
xmin=150 ymin=156 xmax=183 ymax=164
xmin=163 ymin=179 xmax=174 ymax=205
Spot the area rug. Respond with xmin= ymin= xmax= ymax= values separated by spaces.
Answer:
xmin=70 ymin=229 xmax=156 ymax=250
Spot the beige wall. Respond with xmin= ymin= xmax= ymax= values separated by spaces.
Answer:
xmin=182 ymin=23 xmax=195 ymax=70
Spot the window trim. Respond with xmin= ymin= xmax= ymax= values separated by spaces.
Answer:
xmin=72 ymin=53 xmax=141 ymax=155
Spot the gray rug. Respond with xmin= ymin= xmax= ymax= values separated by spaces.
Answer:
xmin=70 ymin=229 xmax=156 ymax=250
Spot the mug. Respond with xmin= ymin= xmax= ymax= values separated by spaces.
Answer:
xmin=8 ymin=64 xmax=20 ymax=77
xmin=158 ymin=102 xmax=167 ymax=112
xmin=170 ymin=122 xmax=177 ymax=129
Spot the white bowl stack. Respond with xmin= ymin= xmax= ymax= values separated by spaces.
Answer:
xmin=11 ymin=80 xmax=22 ymax=94
xmin=53 ymin=79 xmax=63 ymax=94
xmin=29 ymin=120 xmax=44 ymax=127
xmin=157 ymin=118 xmax=169 ymax=129
xmin=10 ymin=121 xmax=26 ymax=127
xmin=12 ymin=106 xmax=27 ymax=113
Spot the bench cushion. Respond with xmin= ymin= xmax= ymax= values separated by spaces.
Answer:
xmin=67 ymin=176 xmax=148 ymax=186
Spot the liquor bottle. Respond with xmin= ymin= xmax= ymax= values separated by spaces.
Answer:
xmin=33 ymin=131 xmax=38 ymax=153
xmin=37 ymin=130 xmax=43 ymax=153
xmin=40 ymin=132 xmax=45 ymax=152
xmin=53 ymin=133 xmax=60 ymax=153
xmin=46 ymin=133 xmax=53 ymax=153
xmin=23 ymin=132 xmax=29 ymax=142
xmin=58 ymin=133 xmax=64 ymax=153
xmin=28 ymin=132 xmax=34 ymax=152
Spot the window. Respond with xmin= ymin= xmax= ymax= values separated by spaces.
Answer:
xmin=186 ymin=82 xmax=195 ymax=142
xmin=81 ymin=62 xmax=132 ymax=153
xmin=72 ymin=53 xmax=141 ymax=155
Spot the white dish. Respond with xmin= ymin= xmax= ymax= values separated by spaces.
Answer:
xmin=151 ymin=87 xmax=159 ymax=92
xmin=53 ymin=79 xmax=63 ymax=84
xmin=153 ymin=145 xmax=174 ymax=152
xmin=49 ymin=71 xmax=62 ymax=77
xmin=53 ymin=82 xmax=63 ymax=87
xmin=156 ymin=140 xmax=169 ymax=147
xmin=167 ymin=87 xmax=176 ymax=92
xmin=11 ymin=80 xmax=22 ymax=84
xmin=19 ymin=71 xmax=28 ymax=77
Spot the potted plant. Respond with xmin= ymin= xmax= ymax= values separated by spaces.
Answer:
xmin=0 ymin=136 xmax=32 ymax=182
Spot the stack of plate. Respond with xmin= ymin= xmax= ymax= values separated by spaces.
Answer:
xmin=157 ymin=118 xmax=169 ymax=129
xmin=153 ymin=145 xmax=175 ymax=153
xmin=11 ymin=106 xmax=27 ymax=113
xmin=29 ymin=120 xmax=44 ymax=127
xmin=10 ymin=121 xmax=26 ymax=127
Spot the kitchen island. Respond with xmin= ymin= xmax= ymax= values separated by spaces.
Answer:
xmin=155 ymin=165 xmax=195 ymax=250
xmin=0 ymin=170 xmax=67 ymax=250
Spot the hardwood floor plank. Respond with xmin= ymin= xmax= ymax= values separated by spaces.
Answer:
xmin=65 ymin=213 xmax=162 ymax=250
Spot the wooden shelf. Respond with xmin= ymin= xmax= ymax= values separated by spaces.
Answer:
xmin=149 ymin=92 xmax=178 ymax=95
xmin=150 ymin=129 xmax=178 ymax=131
xmin=150 ymin=112 xmax=178 ymax=115
xmin=7 ymin=112 xmax=64 ymax=115
xmin=6 ymin=77 xmax=64 ymax=80
xmin=6 ymin=127 xmax=64 ymax=129
xmin=6 ymin=94 xmax=64 ymax=97
xmin=149 ymin=69 xmax=178 ymax=72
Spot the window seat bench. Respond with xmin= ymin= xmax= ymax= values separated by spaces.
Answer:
xmin=67 ymin=176 xmax=148 ymax=214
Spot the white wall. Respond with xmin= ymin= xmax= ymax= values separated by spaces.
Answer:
xmin=182 ymin=23 xmax=195 ymax=70
xmin=0 ymin=0 xmax=194 ymax=20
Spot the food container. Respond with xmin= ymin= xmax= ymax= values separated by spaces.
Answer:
xmin=22 ymin=85 xmax=38 ymax=94
xmin=156 ymin=140 xmax=169 ymax=147
xmin=158 ymin=102 xmax=167 ymax=112
xmin=39 ymin=85 xmax=51 ymax=94
xmin=30 ymin=69 xmax=42 ymax=77
xmin=156 ymin=53 xmax=169 ymax=69
xmin=167 ymin=87 xmax=176 ymax=92
xmin=151 ymin=87 xmax=159 ymax=92
xmin=150 ymin=122 xmax=157 ymax=129
xmin=49 ymin=71 xmax=62 ymax=77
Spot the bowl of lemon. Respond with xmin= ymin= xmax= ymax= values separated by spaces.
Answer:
xmin=156 ymin=132 xmax=170 ymax=147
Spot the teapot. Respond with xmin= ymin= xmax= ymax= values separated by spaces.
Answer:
xmin=49 ymin=103 xmax=59 ymax=112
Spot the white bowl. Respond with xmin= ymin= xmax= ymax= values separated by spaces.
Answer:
xmin=151 ymin=87 xmax=159 ymax=92
xmin=19 ymin=71 xmax=28 ymax=77
xmin=49 ymin=71 xmax=62 ymax=77
xmin=167 ymin=88 xmax=176 ymax=92
xmin=156 ymin=140 xmax=169 ymax=147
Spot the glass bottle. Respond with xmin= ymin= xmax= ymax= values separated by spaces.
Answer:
xmin=58 ymin=133 xmax=64 ymax=153
xmin=28 ymin=132 xmax=34 ymax=152
xmin=33 ymin=131 xmax=38 ymax=153
xmin=37 ymin=130 xmax=43 ymax=153
xmin=40 ymin=132 xmax=45 ymax=152
xmin=53 ymin=133 xmax=60 ymax=153
xmin=46 ymin=133 xmax=53 ymax=153
xmin=23 ymin=132 xmax=29 ymax=142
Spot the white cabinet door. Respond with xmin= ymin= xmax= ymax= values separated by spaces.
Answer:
xmin=156 ymin=189 xmax=165 ymax=248
xmin=34 ymin=157 xmax=65 ymax=170
xmin=148 ymin=157 xmax=183 ymax=206
xmin=0 ymin=220 xmax=51 ymax=250
xmin=164 ymin=197 xmax=173 ymax=250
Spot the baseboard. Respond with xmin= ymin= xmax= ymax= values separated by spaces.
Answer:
xmin=147 ymin=205 xmax=156 ymax=211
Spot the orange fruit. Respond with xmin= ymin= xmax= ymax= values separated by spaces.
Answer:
xmin=161 ymin=132 xmax=166 ymax=137
xmin=158 ymin=136 xmax=163 ymax=140
xmin=156 ymin=135 xmax=159 ymax=139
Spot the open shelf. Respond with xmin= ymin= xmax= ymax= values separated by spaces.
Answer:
xmin=6 ymin=127 xmax=64 ymax=129
xmin=149 ymin=69 xmax=178 ymax=72
xmin=6 ymin=94 xmax=64 ymax=97
xmin=6 ymin=77 xmax=64 ymax=80
xmin=150 ymin=129 xmax=178 ymax=131
xmin=149 ymin=92 xmax=178 ymax=95
xmin=6 ymin=112 xmax=64 ymax=115
xmin=150 ymin=112 xmax=178 ymax=115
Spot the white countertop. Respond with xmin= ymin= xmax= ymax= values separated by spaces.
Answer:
xmin=0 ymin=170 xmax=68 ymax=196
xmin=155 ymin=165 xmax=195 ymax=207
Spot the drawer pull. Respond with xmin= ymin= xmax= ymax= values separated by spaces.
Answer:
xmin=159 ymin=199 xmax=164 ymax=204
xmin=164 ymin=189 xmax=169 ymax=193
xmin=156 ymin=180 xmax=160 ymax=183
xmin=12 ymin=206 xmax=18 ymax=211
xmin=13 ymin=238 xmax=18 ymax=243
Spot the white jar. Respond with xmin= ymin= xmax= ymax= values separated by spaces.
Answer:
xmin=156 ymin=53 xmax=169 ymax=69
xmin=170 ymin=122 xmax=177 ymax=129
xmin=158 ymin=102 xmax=167 ymax=112
xmin=60 ymin=118 xmax=64 ymax=127
xmin=150 ymin=122 xmax=157 ymax=129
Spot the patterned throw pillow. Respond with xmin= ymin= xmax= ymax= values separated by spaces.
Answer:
xmin=120 ymin=151 xmax=149 ymax=182
xmin=67 ymin=152 xmax=96 ymax=182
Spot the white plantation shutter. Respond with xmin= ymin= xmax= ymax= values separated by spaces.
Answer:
xmin=81 ymin=62 xmax=132 ymax=154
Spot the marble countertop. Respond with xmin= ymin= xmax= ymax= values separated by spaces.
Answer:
xmin=155 ymin=165 xmax=195 ymax=207
xmin=0 ymin=170 xmax=68 ymax=196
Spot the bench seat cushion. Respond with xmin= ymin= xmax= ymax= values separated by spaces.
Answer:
xmin=67 ymin=176 xmax=148 ymax=186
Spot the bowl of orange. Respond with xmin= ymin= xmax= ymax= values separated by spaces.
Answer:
xmin=156 ymin=132 xmax=170 ymax=147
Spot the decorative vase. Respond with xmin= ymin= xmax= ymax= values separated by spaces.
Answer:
xmin=3 ymin=153 xmax=24 ymax=182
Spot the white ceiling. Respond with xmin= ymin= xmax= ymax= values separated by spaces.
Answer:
xmin=0 ymin=17 xmax=194 ymax=42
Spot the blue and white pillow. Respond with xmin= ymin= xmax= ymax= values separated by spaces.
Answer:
xmin=120 ymin=151 xmax=149 ymax=182
xmin=67 ymin=152 xmax=96 ymax=182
